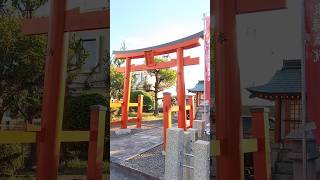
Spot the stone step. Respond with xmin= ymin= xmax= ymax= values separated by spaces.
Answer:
xmin=272 ymin=173 xmax=293 ymax=180
xmin=275 ymin=162 xmax=293 ymax=174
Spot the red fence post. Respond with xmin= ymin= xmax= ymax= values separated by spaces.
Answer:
xmin=188 ymin=96 xmax=195 ymax=128
xmin=137 ymin=95 xmax=144 ymax=128
xmin=87 ymin=105 xmax=107 ymax=180
xmin=163 ymin=93 xmax=172 ymax=151
xmin=251 ymin=108 xmax=271 ymax=180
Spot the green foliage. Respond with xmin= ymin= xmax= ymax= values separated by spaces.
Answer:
xmin=66 ymin=34 xmax=90 ymax=96
xmin=147 ymin=57 xmax=176 ymax=115
xmin=0 ymin=144 xmax=23 ymax=177
xmin=62 ymin=93 xmax=107 ymax=160
xmin=0 ymin=15 xmax=46 ymax=122
xmin=12 ymin=0 xmax=47 ymax=18
xmin=63 ymin=93 xmax=107 ymax=130
xmin=130 ymin=90 xmax=154 ymax=112
xmin=110 ymin=65 xmax=124 ymax=99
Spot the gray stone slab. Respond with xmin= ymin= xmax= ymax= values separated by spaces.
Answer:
xmin=165 ymin=128 xmax=184 ymax=180
xmin=194 ymin=140 xmax=210 ymax=180
xmin=193 ymin=120 xmax=205 ymax=138
xmin=183 ymin=131 xmax=191 ymax=180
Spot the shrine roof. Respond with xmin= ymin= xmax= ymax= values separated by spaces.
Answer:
xmin=188 ymin=80 xmax=204 ymax=92
xmin=247 ymin=59 xmax=301 ymax=97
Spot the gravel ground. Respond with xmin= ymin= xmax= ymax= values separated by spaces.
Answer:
xmin=120 ymin=145 xmax=165 ymax=179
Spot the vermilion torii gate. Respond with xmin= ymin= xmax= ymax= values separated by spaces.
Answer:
xmin=212 ymin=1 xmax=286 ymax=180
xmin=113 ymin=32 xmax=203 ymax=130
xmin=20 ymin=1 xmax=109 ymax=179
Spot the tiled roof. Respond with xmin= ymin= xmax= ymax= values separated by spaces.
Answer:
xmin=188 ymin=80 xmax=204 ymax=92
xmin=247 ymin=60 xmax=301 ymax=95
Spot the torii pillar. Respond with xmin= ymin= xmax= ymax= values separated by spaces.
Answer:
xmin=176 ymin=48 xmax=187 ymax=130
xmin=21 ymin=1 xmax=109 ymax=179
xmin=212 ymin=0 xmax=286 ymax=179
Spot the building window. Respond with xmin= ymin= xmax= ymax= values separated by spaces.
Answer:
xmin=81 ymin=38 xmax=100 ymax=73
xmin=285 ymin=99 xmax=302 ymax=135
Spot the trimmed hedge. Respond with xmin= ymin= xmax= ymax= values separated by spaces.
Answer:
xmin=62 ymin=93 xmax=108 ymax=161
xmin=130 ymin=90 xmax=154 ymax=112
xmin=63 ymin=93 xmax=107 ymax=130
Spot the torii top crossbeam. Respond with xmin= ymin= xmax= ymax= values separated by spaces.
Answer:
xmin=113 ymin=31 xmax=203 ymax=59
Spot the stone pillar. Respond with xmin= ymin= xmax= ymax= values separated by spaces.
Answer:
xmin=193 ymin=120 xmax=205 ymax=138
xmin=194 ymin=140 xmax=210 ymax=180
xmin=165 ymin=128 xmax=184 ymax=180
xmin=187 ymin=128 xmax=198 ymax=149
xmin=287 ymin=122 xmax=319 ymax=180
xmin=188 ymin=128 xmax=198 ymax=180
xmin=183 ymin=131 xmax=191 ymax=180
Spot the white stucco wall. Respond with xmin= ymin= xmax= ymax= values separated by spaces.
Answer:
xmin=237 ymin=0 xmax=303 ymax=106
xmin=34 ymin=0 xmax=109 ymax=17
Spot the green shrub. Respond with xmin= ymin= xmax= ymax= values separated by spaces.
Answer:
xmin=0 ymin=144 xmax=23 ymax=177
xmin=130 ymin=90 xmax=154 ymax=112
xmin=63 ymin=93 xmax=107 ymax=130
xmin=62 ymin=93 xmax=108 ymax=161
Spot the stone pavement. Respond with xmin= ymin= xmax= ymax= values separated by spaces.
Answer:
xmin=110 ymin=121 xmax=167 ymax=164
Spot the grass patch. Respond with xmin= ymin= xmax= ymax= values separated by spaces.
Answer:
xmin=114 ymin=112 xmax=163 ymax=121
xmin=60 ymin=159 xmax=110 ymax=174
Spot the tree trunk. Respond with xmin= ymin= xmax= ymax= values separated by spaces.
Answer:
xmin=154 ymin=88 xmax=159 ymax=116
xmin=154 ymin=76 xmax=159 ymax=116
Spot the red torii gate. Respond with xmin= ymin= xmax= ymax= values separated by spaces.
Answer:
xmin=212 ymin=0 xmax=286 ymax=180
xmin=113 ymin=32 xmax=203 ymax=130
xmin=21 ymin=1 xmax=109 ymax=179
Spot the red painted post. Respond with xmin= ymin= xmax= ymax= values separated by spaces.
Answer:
xmin=36 ymin=0 xmax=66 ymax=179
xmin=137 ymin=95 xmax=144 ymax=128
xmin=251 ymin=108 xmax=271 ymax=180
xmin=163 ymin=93 xmax=172 ymax=150
xmin=188 ymin=96 xmax=195 ymax=128
xmin=88 ymin=105 xmax=107 ymax=180
xmin=176 ymin=48 xmax=186 ymax=130
xmin=214 ymin=0 xmax=243 ymax=179
xmin=121 ymin=57 xmax=132 ymax=129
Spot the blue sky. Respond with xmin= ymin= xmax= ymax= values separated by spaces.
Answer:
xmin=110 ymin=0 xmax=210 ymax=96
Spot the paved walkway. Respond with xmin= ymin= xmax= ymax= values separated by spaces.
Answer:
xmin=110 ymin=121 xmax=165 ymax=164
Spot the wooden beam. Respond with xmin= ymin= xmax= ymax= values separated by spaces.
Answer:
xmin=0 ymin=131 xmax=90 ymax=143
xmin=117 ymin=57 xmax=199 ymax=73
xmin=236 ymin=0 xmax=286 ymax=14
xmin=60 ymin=131 xmax=89 ymax=142
xmin=171 ymin=105 xmax=179 ymax=112
xmin=114 ymin=38 xmax=201 ymax=59
xmin=22 ymin=8 xmax=109 ymax=35
xmin=0 ymin=131 xmax=36 ymax=143
xmin=211 ymin=0 xmax=286 ymax=15
xmin=241 ymin=139 xmax=258 ymax=153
